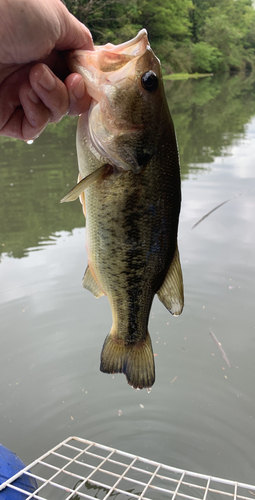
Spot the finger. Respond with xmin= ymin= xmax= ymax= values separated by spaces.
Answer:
xmin=0 ymin=65 xmax=31 ymax=132
xmin=0 ymin=81 xmax=52 ymax=140
xmin=0 ymin=108 xmax=26 ymax=140
xmin=0 ymin=63 xmax=24 ymax=85
xmin=0 ymin=101 xmax=49 ymax=141
xmin=0 ymin=64 xmax=48 ymax=140
xmin=65 ymin=73 xmax=91 ymax=116
xmin=19 ymin=82 xmax=51 ymax=140
xmin=29 ymin=63 xmax=70 ymax=122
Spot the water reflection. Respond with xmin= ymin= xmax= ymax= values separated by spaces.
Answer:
xmin=0 ymin=117 xmax=83 ymax=259
xmin=166 ymin=73 xmax=255 ymax=175
xmin=1 ymin=75 xmax=255 ymax=259
xmin=69 ymin=479 xmax=112 ymax=500
xmin=1 ymin=74 xmax=255 ymax=485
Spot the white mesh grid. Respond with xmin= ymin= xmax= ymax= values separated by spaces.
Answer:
xmin=1 ymin=436 xmax=255 ymax=500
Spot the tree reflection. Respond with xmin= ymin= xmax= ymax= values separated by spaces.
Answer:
xmin=165 ymin=73 xmax=255 ymax=177
xmin=1 ymin=74 xmax=255 ymax=258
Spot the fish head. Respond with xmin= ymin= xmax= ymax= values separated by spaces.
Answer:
xmin=68 ymin=30 xmax=167 ymax=173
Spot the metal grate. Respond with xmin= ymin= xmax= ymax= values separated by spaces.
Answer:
xmin=1 ymin=436 xmax=255 ymax=500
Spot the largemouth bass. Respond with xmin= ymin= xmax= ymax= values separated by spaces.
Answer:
xmin=61 ymin=29 xmax=184 ymax=389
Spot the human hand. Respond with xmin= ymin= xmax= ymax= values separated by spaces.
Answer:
xmin=0 ymin=0 xmax=93 ymax=140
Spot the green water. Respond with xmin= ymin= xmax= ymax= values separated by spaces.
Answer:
xmin=0 ymin=74 xmax=255 ymax=487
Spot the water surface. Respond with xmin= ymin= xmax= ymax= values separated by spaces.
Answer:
xmin=0 ymin=74 xmax=255 ymax=486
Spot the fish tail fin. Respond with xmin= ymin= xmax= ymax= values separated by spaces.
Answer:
xmin=100 ymin=332 xmax=155 ymax=390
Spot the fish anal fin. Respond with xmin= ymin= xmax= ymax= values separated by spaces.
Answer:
xmin=100 ymin=332 xmax=155 ymax=389
xmin=157 ymin=245 xmax=184 ymax=316
xmin=82 ymin=265 xmax=104 ymax=298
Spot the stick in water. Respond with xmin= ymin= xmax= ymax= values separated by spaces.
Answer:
xmin=209 ymin=329 xmax=232 ymax=368
xmin=192 ymin=200 xmax=229 ymax=229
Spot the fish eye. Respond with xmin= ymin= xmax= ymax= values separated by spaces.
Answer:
xmin=141 ymin=71 xmax=158 ymax=92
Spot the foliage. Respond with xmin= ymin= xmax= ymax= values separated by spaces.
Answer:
xmin=191 ymin=0 xmax=255 ymax=73
xmin=64 ymin=0 xmax=255 ymax=74
xmin=191 ymin=42 xmax=222 ymax=73
xmin=154 ymin=40 xmax=193 ymax=74
xmin=139 ymin=0 xmax=192 ymax=42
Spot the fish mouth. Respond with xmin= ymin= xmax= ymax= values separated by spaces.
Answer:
xmin=67 ymin=29 xmax=149 ymax=102
xmin=95 ymin=29 xmax=149 ymax=54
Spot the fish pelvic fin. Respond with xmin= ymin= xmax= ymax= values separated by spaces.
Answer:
xmin=100 ymin=332 xmax=155 ymax=389
xmin=157 ymin=245 xmax=184 ymax=316
xmin=82 ymin=266 xmax=104 ymax=298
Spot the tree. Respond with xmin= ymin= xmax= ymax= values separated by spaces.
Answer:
xmin=140 ymin=0 xmax=192 ymax=42
xmin=64 ymin=0 xmax=255 ymax=73
xmin=191 ymin=0 xmax=255 ymax=72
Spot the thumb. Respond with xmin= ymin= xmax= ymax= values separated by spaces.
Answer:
xmin=54 ymin=4 xmax=94 ymax=51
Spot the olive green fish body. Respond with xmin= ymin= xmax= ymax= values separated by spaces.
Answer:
xmin=64 ymin=30 xmax=184 ymax=389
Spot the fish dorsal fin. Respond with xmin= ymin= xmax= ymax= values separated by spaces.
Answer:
xmin=82 ymin=265 xmax=104 ymax=298
xmin=157 ymin=245 xmax=184 ymax=316
xmin=60 ymin=164 xmax=107 ymax=203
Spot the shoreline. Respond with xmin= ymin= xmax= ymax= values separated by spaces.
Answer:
xmin=163 ymin=73 xmax=213 ymax=80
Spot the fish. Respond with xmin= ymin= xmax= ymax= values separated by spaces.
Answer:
xmin=61 ymin=29 xmax=184 ymax=389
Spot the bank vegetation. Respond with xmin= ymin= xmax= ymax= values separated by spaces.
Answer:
xmin=64 ymin=0 xmax=255 ymax=74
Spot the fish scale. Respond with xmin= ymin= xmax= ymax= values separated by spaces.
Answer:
xmin=62 ymin=29 xmax=184 ymax=389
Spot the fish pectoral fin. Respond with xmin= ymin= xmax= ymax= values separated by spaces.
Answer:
xmin=77 ymin=173 xmax=87 ymax=216
xmin=157 ymin=245 xmax=184 ymax=316
xmin=60 ymin=164 xmax=107 ymax=203
xmin=82 ymin=266 xmax=105 ymax=298
xmin=100 ymin=332 xmax=155 ymax=390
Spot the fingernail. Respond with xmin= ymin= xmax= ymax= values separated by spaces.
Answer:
xmin=38 ymin=65 xmax=56 ymax=91
xmin=28 ymin=88 xmax=40 ymax=104
xmin=73 ymin=79 xmax=85 ymax=99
